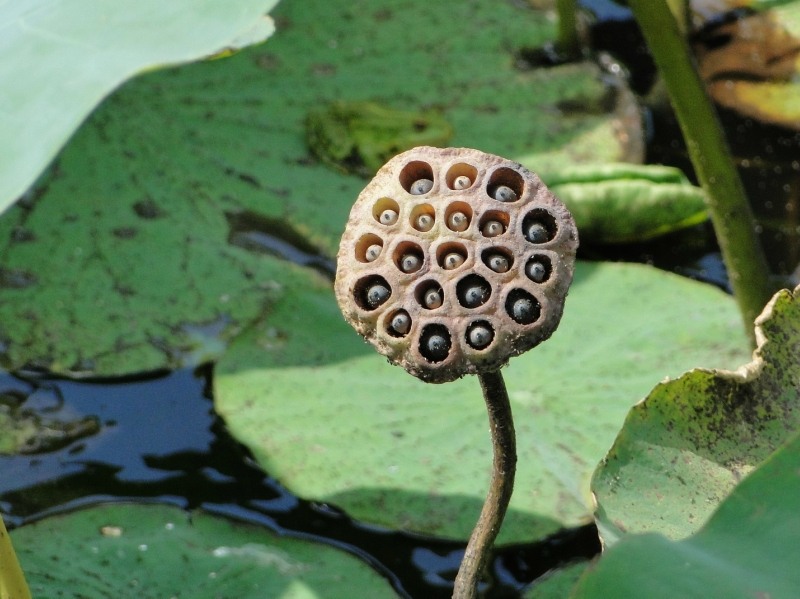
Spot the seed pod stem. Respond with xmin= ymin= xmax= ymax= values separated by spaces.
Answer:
xmin=452 ymin=369 xmax=516 ymax=599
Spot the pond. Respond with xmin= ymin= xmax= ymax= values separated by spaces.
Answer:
xmin=1 ymin=0 xmax=799 ymax=597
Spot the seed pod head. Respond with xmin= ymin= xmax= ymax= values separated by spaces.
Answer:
xmin=335 ymin=146 xmax=578 ymax=383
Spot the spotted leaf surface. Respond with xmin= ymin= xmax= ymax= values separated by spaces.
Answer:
xmin=593 ymin=284 xmax=800 ymax=544
xmin=575 ymin=431 xmax=800 ymax=598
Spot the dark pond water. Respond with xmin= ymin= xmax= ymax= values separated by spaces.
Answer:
xmin=0 ymin=367 xmax=598 ymax=598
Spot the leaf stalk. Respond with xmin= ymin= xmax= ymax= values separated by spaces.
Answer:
xmin=452 ymin=370 xmax=516 ymax=598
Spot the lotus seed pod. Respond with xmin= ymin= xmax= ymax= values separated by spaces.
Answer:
xmin=400 ymin=253 xmax=422 ymax=273
xmin=415 ymin=213 xmax=434 ymax=232
xmin=443 ymin=252 xmax=465 ymax=270
xmin=481 ymin=220 xmax=504 ymax=238
xmin=365 ymin=244 xmax=382 ymax=262
xmin=453 ymin=175 xmax=472 ymax=190
xmin=493 ymin=185 xmax=518 ymax=202
xmin=335 ymin=146 xmax=578 ymax=383
xmin=447 ymin=212 xmax=469 ymax=232
xmin=380 ymin=209 xmax=399 ymax=225
xmin=410 ymin=179 xmax=434 ymax=195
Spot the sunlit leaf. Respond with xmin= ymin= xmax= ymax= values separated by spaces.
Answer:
xmin=0 ymin=0 xmax=643 ymax=376
xmin=12 ymin=504 xmax=397 ymax=598
xmin=0 ymin=0 xmax=280 ymax=214
xmin=214 ymin=262 xmax=749 ymax=544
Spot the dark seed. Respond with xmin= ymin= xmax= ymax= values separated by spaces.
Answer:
xmin=511 ymin=297 xmax=536 ymax=323
xmin=367 ymin=284 xmax=390 ymax=307
xmin=390 ymin=311 xmax=411 ymax=335
xmin=493 ymin=185 xmax=517 ymax=202
xmin=425 ymin=334 xmax=449 ymax=360
xmin=467 ymin=325 xmax=493 ymax=349
xmin=525 ymin=222 xmax=549 ymax=243
xmin=526 ymin=261 xmax=547 ymax=282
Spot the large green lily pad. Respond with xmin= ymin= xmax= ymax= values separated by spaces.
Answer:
xmin=214 ymin=261 xmax=750 ymax=544
xmin=592 ymin=284 xmax=800 ymax=544
xmin=12 ymin=504 xmax=396 ymax=598
xmin=0 ymin=0 xmax=643 ymax=376
xmin=0 ymin=0 xmax=279 ymax=215
xmin=573 ymin=430 xmax=800 ymax=598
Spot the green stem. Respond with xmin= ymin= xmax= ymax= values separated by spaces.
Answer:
xmin=555 ymin=0 xmax=580 ymax=56
xmin=628 ymin=0 xmax=775 ymax=345
xmin=452 ymin=370 xmax=516 ymax=599
xmin=0 ymin=514 xmax=32 ymax=599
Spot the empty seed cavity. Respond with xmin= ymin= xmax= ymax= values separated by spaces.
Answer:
xmin=388 ymin=310 xmax=411 ymax=337
xmin=457 ymin=274 xmax=491 ymax=309
xmin=354 ymin=275 xmax=392 ymax=311
xmin=522 ymin=209 xmax=557 ymax=244
xmin=505 ymin=289 xmax=540 ymax=324
xmin=466 ymin=321 xmax=495 ymax=350
xmin=419 ymin=324 xmax=451 ymax=363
